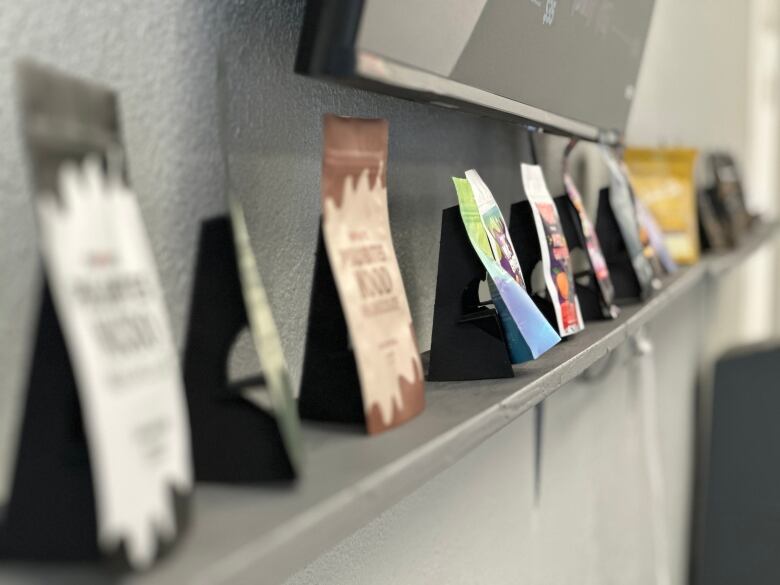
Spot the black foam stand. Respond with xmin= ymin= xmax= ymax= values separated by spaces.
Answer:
xmin=553 ymin=194 xmax=609 ymax=321
xmin=0 ymin=283 xmax=189 ymax=566
xmin=427 ymin=206 xmax=514 ymax=382
xmin=0 ymin=284 xmax=99 ymax=562
xmin=298 ymin=220 xmax=365 ymax=423
xmin=183 ymin=216 xmax=295 ymax=483
xmin=508 ymin=200 xmax=560 ymax=331
xmin=594 ymin=187 xmax=643 ymax=303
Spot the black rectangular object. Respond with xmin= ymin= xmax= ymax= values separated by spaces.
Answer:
xmin=695 ymin=344 xmax=780 ymax=585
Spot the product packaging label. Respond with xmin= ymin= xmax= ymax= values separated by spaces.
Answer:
xmin=624 ymin=148 xmax=699 ymax=266
xmin=453 ymin=175 xmax=560 ymax=362
xmin=600 ymin=145 xmax=658 ymax=295
xmin=635 ymin=197 xmax=678 ymax=274
xmin=562 ymin=141 xmax=617 ymax=317
xmin=20 ymin=63 xmax=192 ymax=569
xmin=520 ymin=164 xmax=584 ymax=336
xmin=466 ymin=170 xmax=527 ymax=287
xmin=320 ymin=115 xmax=424 ymax=434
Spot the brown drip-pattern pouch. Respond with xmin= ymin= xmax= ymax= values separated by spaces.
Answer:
xmin=320 ymin=115 xmax=424 ymax=434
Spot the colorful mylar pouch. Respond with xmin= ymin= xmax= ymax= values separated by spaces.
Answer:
xmin=519 ymin=164 xmax=585 ymax=336
xmin=453 ymin=175 xmax=559 ymax=363
xmin=562 ymin=140 xmax=618 ymax=317
xmin=624 ymin=147 xmax=698 ymax=266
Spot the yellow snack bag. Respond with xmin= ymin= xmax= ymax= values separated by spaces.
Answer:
xmin=624 ymin=148 xmax=700 ymax=265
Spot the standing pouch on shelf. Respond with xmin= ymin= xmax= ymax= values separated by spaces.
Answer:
xmin=561 ymin=139 xmax=619 ymax=320
xmin=635 ymin=197 xmax=678 ymax=275
xmin=0 ymin=61 xmax=192 ymax=570
xmin=624 ymin=147 xmax=698 ymax=266
xmin=617 ymin=154 xmax=668 ymax=280
xmin=599 ymin=145 xmax=660 ymax=301
xmin=709 ymin=152 xmax=754 ymax=244
xmin=515 ymin=164 xmax=585 ymax=336
xmin=453 ymin=173 xmax=560 ymax=363
xmin=299 ymin=115 xmax=425 ymax=435
xmin=697 ymin=186 xmax=731 ymax=251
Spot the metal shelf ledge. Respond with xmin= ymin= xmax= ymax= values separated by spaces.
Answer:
xmin=1 ymin=221 xmax=776 ymax=585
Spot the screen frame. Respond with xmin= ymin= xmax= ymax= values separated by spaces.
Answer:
xmin=295 ymin=0 xmax=629 ymax=145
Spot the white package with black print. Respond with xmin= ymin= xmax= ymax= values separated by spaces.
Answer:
xmin=36 ymin=155 xmax=192 ymax=569
xmin=521 ymin=164 xmax=584 ymax=337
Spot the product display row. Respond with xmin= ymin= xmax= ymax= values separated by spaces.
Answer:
xmin=0 ymin=61 xmax=756 ymax=574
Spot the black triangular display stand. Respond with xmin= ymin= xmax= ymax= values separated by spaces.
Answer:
xmin=594 ymin=188 xmax=643 ymax=303
xmin=0 ymin=284 xmax=99 ymax=562
xmin=298 ymin=220 xmax=366 ymax=423
xmin=553 ymin=194 xmax=610 ymax=321
xmin=0 ymin=283 xmax=189 ymax=566
xmin=427 ymin=206 xmax=514 ymax=382
xmin=183 ymin=215 xmax=295 ymax=483
xmin=508 ymin=200 xmax=560 ymax=330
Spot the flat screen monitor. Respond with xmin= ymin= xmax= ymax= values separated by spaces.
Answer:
xmin=296 ymin=0 xmax=656 ymax=142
